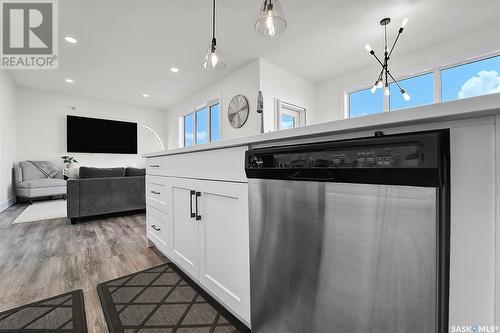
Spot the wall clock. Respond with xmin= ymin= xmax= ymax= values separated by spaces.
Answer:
xmin=228 ymin=95 xmax=249 ymax=128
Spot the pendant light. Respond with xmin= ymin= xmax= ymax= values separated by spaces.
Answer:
xmin=203 ymin=0 xmax=225 ymax=71
xmin=365 ymin=17 xmax=411 ymax=101
xmin=255 ymin=0 xmax=287 ymax=37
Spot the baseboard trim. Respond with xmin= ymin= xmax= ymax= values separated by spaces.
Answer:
xmin=0 ymin=197 xmax=16 ymax=213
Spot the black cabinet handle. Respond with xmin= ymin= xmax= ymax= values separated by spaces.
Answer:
xmin=151 ymin=224 xmax=161 ymax=231
xmin=150 ymin=190 xmax=160 ymax=195
xmin=195 ymin=192 xmax=202 ymax=221
xmin=149 ymin=165 xmax=160 ymax=168
xmin=190 ymin=190 xmax=196 ymax=218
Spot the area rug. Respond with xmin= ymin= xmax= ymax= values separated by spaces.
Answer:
xmin=0 ymin=289 xmax=88 ymax=332
xmin=13 ymin=199 xmax=67 ymax=224
xmin=97 ymin=263 xmax=249 ymax=333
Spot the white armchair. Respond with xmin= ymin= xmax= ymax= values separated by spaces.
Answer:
xmin=14 ymin=162 xmax=67 ymax=204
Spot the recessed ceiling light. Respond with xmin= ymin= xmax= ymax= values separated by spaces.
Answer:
xmin=142 ymin=93 xmax=150 ymax=98
xmin=65 ymin=78 xmax=74 ymax=83
xmin=64 ymin=36 xmax=77 ymax=44
xmin=170 ymin=67 xmax=179 ymax=73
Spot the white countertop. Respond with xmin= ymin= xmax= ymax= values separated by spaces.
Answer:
xmin=144 ymin=93 xmax=500 ymax=158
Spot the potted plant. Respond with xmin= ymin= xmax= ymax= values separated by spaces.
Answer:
xmin=61 ymin=155 xmax=78 ymax=180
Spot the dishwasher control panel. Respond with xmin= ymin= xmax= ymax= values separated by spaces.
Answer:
xmin=245 ymin=130 xmax=448 ymax=186
xmin=247 ymin=131 xmax=443 ymax=170
xmin=248 ymin=144 xmax=421 ymax=169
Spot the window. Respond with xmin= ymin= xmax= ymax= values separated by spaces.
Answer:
xmin=389 ymin=72 xmax=434 ymax=110
xmin=210 ymin=104 xmax=220 ymax=142
xmin=281 ymin=115 xmax=295 ymax=129
xmin=349 ymin=87 xmax=384 ymax=118
xmin=349 ymin=73 xmax=433 ymax=117
xmin=196 ymin=107 xmax=208 ymax=145
xmin=277 ymin=100 xmax=306 ymax=130
xmin=182 ymin=101 xmax=220 ymax=147
xmin=184 ymin=113 xmax=195 ymax=147
xmin=442 ymin=55 xmax=500 ymax=102
xmin=346 ymin=53 xmax=500 ymax=118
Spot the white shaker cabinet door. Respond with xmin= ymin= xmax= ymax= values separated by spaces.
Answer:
xmin=195 ymin=180 xmax=251 ymax=323
xmin=170 ymin=178 xmax=199 ymax=279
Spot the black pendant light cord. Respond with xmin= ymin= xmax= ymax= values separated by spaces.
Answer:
xmin=212 ymin=0 xmax=216 ymax=40
xmin=211 ymin=0 xmax=217 ymax=51
xmin=384 ymin=24 xmax=388 ymax=87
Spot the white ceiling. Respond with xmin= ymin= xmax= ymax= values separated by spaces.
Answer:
xmin=8 ymin=0 xmax=500 ymax=109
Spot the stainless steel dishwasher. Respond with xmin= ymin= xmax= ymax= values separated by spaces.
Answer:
xmin=245 ymin=130 xmax=449 ymax=333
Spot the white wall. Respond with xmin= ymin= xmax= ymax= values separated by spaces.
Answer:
xmin=259 ymin=59 xmax=316 ymax=132
xmin=15 ymin=87 xmax=167 ymax=168
xmin=165 ymin=58 xmax=317 ymax=149
xmin=0 ymin=71 xmax=17 ymax=211
xmin=316 ymin=26 xmax=500 ymax=123
xmin=165 ymin=59 xmax=261 ymax=149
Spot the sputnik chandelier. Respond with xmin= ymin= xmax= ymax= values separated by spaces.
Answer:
xmin=365 ymin=17 xmax=411 ymax=101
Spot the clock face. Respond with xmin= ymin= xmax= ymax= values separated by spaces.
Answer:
xmin=228 ymin=95 xmax=249 ymax=128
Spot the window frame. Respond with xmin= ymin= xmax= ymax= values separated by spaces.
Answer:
xmin=179 ymin=98 xmax=221 ymax=147
xmin=440 ymin=53 xmax=500 ymax=102
xmin=388 ymin=71 xmax=435 ymax=111
xmin=347 ymin=85 xmax=385 ymax=118
xmin=276 ymin=99 xmax=306 ymax=130
xmin=344 ymin=50 xmax=500 ymax=118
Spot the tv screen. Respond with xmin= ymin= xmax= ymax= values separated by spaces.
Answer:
xmin=67 ymin=115 xmax=137 ymax=154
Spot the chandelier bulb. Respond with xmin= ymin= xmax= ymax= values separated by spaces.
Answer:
xmin=384 ymin=86 xmax=390 ymax=96
xmin=402 ymin=90 xmax=411 ymax=101
xmin=376 ymin=80 xmax=383 ymax=88
xmin=365 ymin=44 xmax=373 ymax=53
xmin=371 ymin=85 xmax=377 ymax=94
xmin=401 ymin=17 xmax=408 ymax=28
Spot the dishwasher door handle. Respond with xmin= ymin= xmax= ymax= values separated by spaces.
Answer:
xmin=289 ymin=170 xmax=335 ymax=182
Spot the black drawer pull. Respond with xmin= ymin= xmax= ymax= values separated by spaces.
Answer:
xmin=150 ymin=190 xmax=161 ymax=195
xmin=149 ymin=165 xmax=160 ymax=168
xmin=195 ymin=192 xmax=202 ymax=221
xmin=151 ymin=224 xmax=161 ymax=231
xmin=190 ymin=190 xmax=196 ymax=218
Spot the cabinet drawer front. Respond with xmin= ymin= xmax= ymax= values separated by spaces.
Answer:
xmin=146 ymin=157 xmax=167 ymax=176
xmin=147 ymin=206 xmax=169 ymax=252
xmin=146 ymin=176 xmax=170 ymax=213
xmin=146 ymin=146 xmax=248 ymax=182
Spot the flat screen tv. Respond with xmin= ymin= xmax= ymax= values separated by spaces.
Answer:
xmin=67 ymin=115 xmax=137 ymax=154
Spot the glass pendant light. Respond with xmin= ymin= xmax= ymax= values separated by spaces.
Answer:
xmin=255 ymin=0 xmax=287 ymax=37
xmin=203 ymin=0 xmax=225 ymax=71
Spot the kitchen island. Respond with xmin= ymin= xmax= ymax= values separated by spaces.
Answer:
xmin=144 ymin=92 xmax=500 ymax=330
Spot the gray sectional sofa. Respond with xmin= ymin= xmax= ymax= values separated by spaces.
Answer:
xmin=67 ymin=167 xmax=146 ymax=224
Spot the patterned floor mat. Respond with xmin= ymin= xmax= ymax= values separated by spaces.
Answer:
xmin=97 ymin=263 xmax=249 ymax=333
xmin=0 ymin=289 xmax=87 ymax=332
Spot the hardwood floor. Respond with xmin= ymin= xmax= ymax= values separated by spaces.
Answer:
xmin=0 ymin=204 xmax=167 ymax=333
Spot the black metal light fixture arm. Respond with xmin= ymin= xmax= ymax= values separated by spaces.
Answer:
xmin=369 ymin=50 xmax=386 ymax=69
xmin=388 ymin=29 xmax=403 ymax=58
xmin=386 ymin=70 xmax=403 ymax=91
